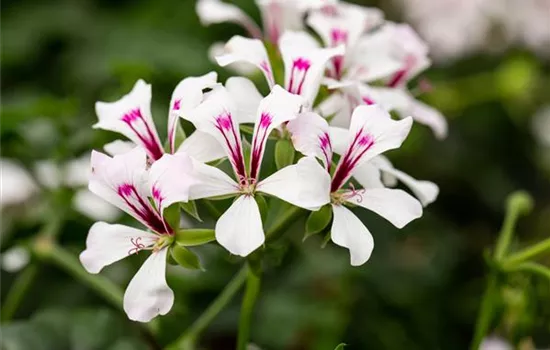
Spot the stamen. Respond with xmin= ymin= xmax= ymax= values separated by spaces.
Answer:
xmin=128 ymin=237 xmax=146 ymax=255
xmin=344 ymin=183 xmax=366 ymax=203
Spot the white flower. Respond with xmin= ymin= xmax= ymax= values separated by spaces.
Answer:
xmin=480 ymin=336 xmax=513 ymax=350
xmin=196 ymin=0 xmax=335 ymax=44
xmin=287 ymin=105 xmax=423 ymax=265
xmin=81 ymin=147 xmax=198 ymax=322
xmin=185 ymin=85 xmax=330 ymax=256
xmin=94 ymin=73 xmax=218 ymax=160
xmin=0 ymin=159 xmax=38 ymax=209
xmin=215 ymin=32 xmax=344 ymax=105
xmin=1 ymin=246 xmax=31 ymax=273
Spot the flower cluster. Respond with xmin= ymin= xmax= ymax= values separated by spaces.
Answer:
xmin=80 ymin=0 xmax=443 ymax=322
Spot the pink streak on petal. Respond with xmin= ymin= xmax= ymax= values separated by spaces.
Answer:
xmin=121 ymin=108 xmax=164 ymax=161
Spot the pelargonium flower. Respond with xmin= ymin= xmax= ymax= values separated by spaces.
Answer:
xmin=306 ymin=1 xmax=400 ymax=82
xmin=287 ymin=105 xmax=423 ymax=265
xmin=80 ymin=147 xmax=198 ymax=322
xmin=94 ymin=73 xmax=219 ymax=160
xmin=215 ymin=31 xmax=344 ymax=105
xmin=185 ymin=84 xmax=330 ymax=256
xmin=317 ymin=22 xmax=448 ymax=138
xmin=196 ymin=0 xmax=335 ymax=44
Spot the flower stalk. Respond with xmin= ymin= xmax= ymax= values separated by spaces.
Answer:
xmin=237 ymin=266 xmax=262 ymax=350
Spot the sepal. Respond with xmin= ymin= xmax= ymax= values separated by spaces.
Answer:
xmin=304 ymin=204 xmax=332 ymax=241
xmin=170 ymin=244 xmax=203 ymax=270
xmin=274 ymin=139 xmax=295 ymax=170
xmin=175 ymin=228 xmax=216 ymax=246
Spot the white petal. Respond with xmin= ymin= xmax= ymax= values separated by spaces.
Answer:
xmin=186 ymin=86 xmax=247 ymax=179
xmin=408 ymin=99 xmax=448 ymax=139
xmin=176 ymin=131 xmax=227 ymax=163
xmin=34 ymin=160 xmax=62 ymax=189
xmin=307 ymin=3 xmax=383 ymax=62
xmin=351 ymin=162 xmax=384 ymax=189
xmin=64 ymin=154 xmax=91 ymax=188
xmin=226 ymin=77 xmax=263 ymax=124
xmin=216 ymin=36 xmax=275 ymax=88
xmin=188 ymin=158 xmax=239 ymax=200
xmin=196 ymin=0 xmax=262 ymax=38
xmin=287 ymin=112 xmax=332 ymax=168
xmin=256 ymin=0 xmax=308 ymax=43
xmin=346 ymin=188 xmax=422 ymax=228
xmin=209 ymin=42 xmax=258 ymax=75
xmin=169 ymin=72 xmax=218 ymax=152
xmin=0 ymin=159 xmax=37 ymax=208
xmin=215 ymin=195 xmax=264 ymax=256
xmin=2 ymin=246 xmax=30 ymax=273
xmin=249 ymin=86 xmax=305 ymax=179
xmin=279 ymin=31 xmax=344 ymax=104
xmin=347 ymin=104 xmax=412 ymax=167
xmin=331 ymin=204 xmax=374 ymax=266
xmin=73 ymin=189 xmax=122 ymax=222
xmin=79 ymin=222 xmax=158 ymax=274
xmin=327 ymin=126 xmax=348 ymax=154
xmin=149 ymin=153 xmax=199 ymax=213
xmin=103 ymin=140 xmax=136 ymax=156
xmin=94 ymin=80 xmax=164 ymax=161
xmin=258 ymin=157 xmax=330 ymax=211
xmin=370 ymin=157 xmax=439 ymax=206
xmin=123 ymin=247 xmax=174 ymax=322
xmin=89 ymin=149 xmax=168 ymax=233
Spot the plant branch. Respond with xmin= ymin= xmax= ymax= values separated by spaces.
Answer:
xmin=471 ymin=274 xmax=499 ymax=350
xmin=504 ymin=262 xmax=550 ymax=280
xmin=167 ymin=266 xmax=248 ymax=350
xmin=503 ymin=237 xmax=550 ymax=267
xmin=1 ymin=264 xmax=39 ymax=322
xmin=237 ymin=266 xmax=262 ymax=350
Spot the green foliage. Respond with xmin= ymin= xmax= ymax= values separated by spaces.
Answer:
xmin=175 ymin=228 xmax=216 ymax=246
xmin=180 ymin=201 xmax=202 ymax=222
xmin=304 ymin=204 xmax=333 ymax=240
xmin=170 ymin=244 xmax=203 ymax=270
xmin=274 ymin=139 xmax=295 ymax=169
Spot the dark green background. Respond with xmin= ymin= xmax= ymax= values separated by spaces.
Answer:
xmin=2 ymin=0 xmax=549 ymax=349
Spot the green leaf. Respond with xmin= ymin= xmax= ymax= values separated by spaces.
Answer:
xmin=175 ymin=228 xmax=216 ymax=246
xmin=173 ymin=121 xmax=187 ymax=150
xmin=334 ymin=343 xmax=347 ymax=350
xmin=304 ymin=204 xmax=332 ymax=241
xmin=163 ymin=203 xmax=181 ymax=231
xmin=180 ymin=200 xmax=202 ymax=222
xmin=321 ymin=231 xmax=332 ymax=249
xmin=240 ymin=124 xmax=255 ymax=135
xmin=275 ymin=139 xmax=295 ymax=169
xmin=170 ymin=244 xmax=203 ymax=270
xmin=255 ymin=195 xmax=268 ymax=222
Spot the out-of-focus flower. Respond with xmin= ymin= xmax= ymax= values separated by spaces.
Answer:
xmin=532 ymin=105 xmax=550 ymax=147
xmin=1 ymin=246 xmax=31 ymax=273
xmin=215 ymin=31 xmax=344 ymax=105
xmin=81 ymin=148 xmax=197 ymax=322
xmin=396 ymin=0 xmax=550 ymax=60
xmin=0 ymin=159 xmax=38 ymax=209
xmin=196 ymin=0 xmax=335 ymax=44
xmin=316 ymin=22 xmax=448 ymax=138
xmin=480 ymin=336 xmax=513 ymax=350
xmin=287 ymin=105 xmax=423 ymax=265
xmin=185 ymin=85 xmax=330 ymax=256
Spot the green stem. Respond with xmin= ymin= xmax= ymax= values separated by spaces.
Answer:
xmin=265 ymin=205 xmax=303 ymax=242
xmin=237 ymin=266 xmax=262 ymax=350
xmin=44 ymin=243 xmax=125 ymax=307
xmin=504 ymin=262 xmax=550 ymax=280
xmin=1 ymin=264 xmax=39 ymax=322
xmin=471 ymin=274 xmax=499 ymax=350
xmin=494 ymin=209 xmax=520 ymax=262
xmin=503 ymin=237 xmax=550 ymax=267
xmin=167 ymin=266 xmax=248 ymax=350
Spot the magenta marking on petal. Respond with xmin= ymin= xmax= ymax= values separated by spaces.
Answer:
xmin=387 ymin=54 xmax=417 ymax=88
xmin=259 ymin=61 xmax=274 ymax=84
xmin=249 ymin=112 xmax=272 ymax=181
xmin=117 ymin=183 xmax=172 ymax=234
xmin=330 ymin=128 xmax=375 ymax=192
xmin=319 ymin=132 xmax=333 ymax=171
xmin=288 ymin=58 xmax=312 ymax=95
xmin=362 ymin=96 xmax=375 ymax=105
xmin=173 ymin=99 xmax=181 ymax=111
xmin=213 ymin=112 xmax=247 ymax=181
xmin=121 ymin=108 xmax=164 ymax=161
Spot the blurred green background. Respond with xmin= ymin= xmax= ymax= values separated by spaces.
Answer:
xmin=1 ymin=0 xmax=550 ymax=349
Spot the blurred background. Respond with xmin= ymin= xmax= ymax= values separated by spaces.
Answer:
xmin=1 ymin=0 xmax=550 ymax=349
